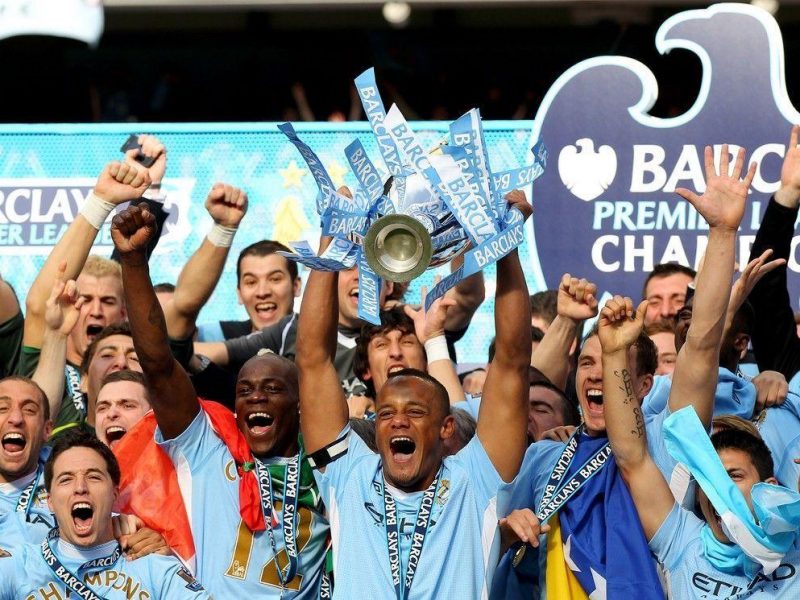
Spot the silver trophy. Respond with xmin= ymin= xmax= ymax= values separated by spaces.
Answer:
xmin=363 ymin=153 xmax=470 ymax=282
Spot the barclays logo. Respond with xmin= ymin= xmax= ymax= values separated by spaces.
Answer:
xmin=558 ymin=138 xmax=617 ymax=202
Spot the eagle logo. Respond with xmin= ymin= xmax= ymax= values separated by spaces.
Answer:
xmin=558 ymin=139 xmax=617 ymax=201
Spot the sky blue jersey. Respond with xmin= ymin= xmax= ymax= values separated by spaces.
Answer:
xmin=156 ymin=408 xmax=329 ymax=598
xmin=0 ymin=536 xmax=210 ymax=599
xmin=314 ymin=427 xmax=510 ymax=599
xmin=650 ymin=504 xmax=800 ymax=599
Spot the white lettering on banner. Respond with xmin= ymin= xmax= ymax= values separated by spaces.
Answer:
xmin=327 ymin=216 xmax=368 ymax=236
xmin=629 ymin=143 xmax=783 ymax=195
xmin=591 ymin=234 xmax=765 ymax=274
xmin=359 ymin=271 xmax=380 ymax=317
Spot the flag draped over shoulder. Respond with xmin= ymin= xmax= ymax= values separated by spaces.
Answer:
xmin=547 ymin=432 xmax=664 ymax=599
xmin=113 ymin=400 xmax=266 ymax=571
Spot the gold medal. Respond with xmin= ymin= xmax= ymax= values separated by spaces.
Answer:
xmin=512 ymin=544 xmax=526 ymax=568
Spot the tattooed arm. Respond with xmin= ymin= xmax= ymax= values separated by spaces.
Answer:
xmin=598 ymin=296 xmax=675 ymax=540
xmin=112 ymin=204 xmax=199 ymax=440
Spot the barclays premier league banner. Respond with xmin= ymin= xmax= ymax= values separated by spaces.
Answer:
xmin=528 ymin=3 xmax=800 ymax=304
xmin=1 ymin=3 xmax=799 ymax=362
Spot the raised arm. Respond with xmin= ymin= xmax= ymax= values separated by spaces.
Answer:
xmin=295 ymin=238 xmax=349 ymax=454
xmin=404 ymin=285 xmax=465 ymax=404
xmin=32 ymin=264 xmax=85 ymax=420
xmin=477 ymin=190 xmax=532 ymax=482
xmin=532 ymin=274 xmax=598 ymax=390
xmin=164 ymin=183 xmax=248 ymax=339
xmin=598 ymin=296 xmax=675 ymax=540
xmin=748 ymin=125 xmax=800 ymax=379
xmin=443 ymin=255 xmax=485 ymax=333
xmin=24 ymin=162 xmax=150 ymax=350
xmin=112 ymin=204 xmax=198 ymax=440
xmin=669 ymin=145 xmax=754 ymax=428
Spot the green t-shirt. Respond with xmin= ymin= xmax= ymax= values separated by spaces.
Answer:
xmin=0 ymin=311 xmax=23 ymax=378
xmin=16 ymin=345 xmax=87 ymax=439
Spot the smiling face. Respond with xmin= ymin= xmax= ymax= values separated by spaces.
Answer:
xmin=374 ymin=375 xmax=453 ymax=492
xmin=576 ymin=335 xmax=650 ymax=435
xmin=644 ymin=272 xmax=692 ymax=326
xmin=47 ymin=446 xmax=117 ymax=547
xmin=237 ymin=254 xmax=300 ymax=332
xmin=0 ymin=379 xmax=51 ymax=483
xmin=95 ymin=381 xmax=150 ymax=449
xmin=85 ymin=335 xmax=141 ymax=412
xmin=364 ymin=329 xmax=427 ymax=395
xmin=235 ymin=354 xmax=300 ymax=459
xmin=697 ymin=448 xmax=776 ymax=544
xmin=69 ymin=274 xmax=126 ymax=363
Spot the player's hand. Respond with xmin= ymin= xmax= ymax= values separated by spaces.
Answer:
xmin=776 ymin=125 xmax=800 ymax=208
xmin=558 ymin=274 xmax=599 ymax=323
xmin=404 ymin=277 xmax=456 ymax=344
xmin=675 ymin=145 xmax=755 ymax=233
xmin=505 ymin=189 xmax=533 ymax=222
xmin=752 ymin=370 xmax=789 ymax=412
xmin=540 ymin=425 xmax=576 ymax=443
xmin=347 ymin=395 xmax=374 ymax=419
xmin=598 ymin=296 xmax=648 ymax=355
xmin=94 ymin=161 xmax=151 ymax=205
xmin=111 ymin=203 xmax=157 ymax=258
xmin=124 ymin=134 xmax=167 ymax=185
xmin=123 ymin=527 xmax=172 ymax=560
xmin=499 ymin=508 xmax=550 ymax=548
xmin=462 ymin=369 xmax=486 ymax=396
xmin=44 ymin=261 xmax=85 ymax=337
xmin=205 ymin=183 xmax=248 ymax=228
xmin=728 ymin=249 xmax=785 ymax=322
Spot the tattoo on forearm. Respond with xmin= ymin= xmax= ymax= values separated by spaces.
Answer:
xmin=614 ymin=368 xmax=635 ymax=405
xmin=147 ymin=301 xmax=164 ymax=329
xmin=613 ymin=368 xmax=644 ymax=437
xmin=632 ymin=407 xmax=645 ymax=438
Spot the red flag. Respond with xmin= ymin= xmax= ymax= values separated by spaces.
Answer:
xmin=114 ymin=400 xmax=266 ymax=570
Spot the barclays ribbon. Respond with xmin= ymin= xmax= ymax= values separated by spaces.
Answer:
xmin=279 ymin=69 xmax=546 ymax=324
xmin=41 ymin=528 xmax=121 ymax=600
xmin=15 ymin=462 xmax=44 ymax=521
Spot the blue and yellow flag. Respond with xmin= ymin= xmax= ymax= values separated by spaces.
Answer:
xmin=546 ymin=432 xmax=664 ymax=599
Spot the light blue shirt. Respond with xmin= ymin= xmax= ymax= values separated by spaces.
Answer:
xmin=493 ymin=414 xmax=676 ymax=599
xmin=0 ymin=448 xmax=54 ymax=538
xmin=650 ymin=504 xmax=800 ymax=598
xmin=315 ymin=427 xmax=509 ymax=599
xmin=156 ymin=408 xmax=329 ymax=598
xmin=0 ymin=537 xmax=210 ymax=599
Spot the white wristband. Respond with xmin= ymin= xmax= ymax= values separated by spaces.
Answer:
xmin=206 ymin=223 xmax=238 ymax=248
xmin=79 ymin=192 xmax=115 ymax=230
xmin=424 ymin=335 xmax=450 ymax=363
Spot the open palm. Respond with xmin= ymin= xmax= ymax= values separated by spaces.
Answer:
xmin=675 ymin=145 xmax=755 ymax=232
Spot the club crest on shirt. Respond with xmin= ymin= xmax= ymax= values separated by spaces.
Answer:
xmin=436 ymin=480 xmax=450 ymax=507
xmin=177 ymin=567 xmax=205 ymax=592
xmin=224 ymin=459 xmax=237 ymax=482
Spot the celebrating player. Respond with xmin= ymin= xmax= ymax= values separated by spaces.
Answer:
xmin=295 ymin=189 xmax=532 ymax=598
xmin=0 ymin=431 xmax=209 ymax=599
xmin=112 ymin=202 xmax=330 ymax=598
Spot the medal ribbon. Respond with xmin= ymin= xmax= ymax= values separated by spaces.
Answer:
xmin=535 ymin=426 xmax=612 ymax=524
xmin=382 ymin=467 xmax=440 ymax=600
xmin=15 ymin=462 xmax=44 ymax=520
xmin=40 ymin=527 xmax=121 ymax=600
xmin=254 ymin=451 xmax=302 ymax=591
xmin=64 ymin=364 xmax=86 ymax=414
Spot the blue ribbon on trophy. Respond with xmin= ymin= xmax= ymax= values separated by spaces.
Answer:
xmin=277 ymin=68 xmax=547 ymax=325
